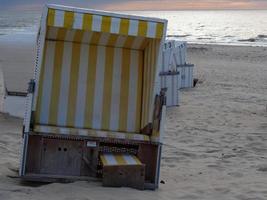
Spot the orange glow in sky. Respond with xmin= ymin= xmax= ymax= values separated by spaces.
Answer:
xmin=102 ymin=0 xmax=267 ymax=10
xmin=4 ymin=0 xmax=267 ymax=11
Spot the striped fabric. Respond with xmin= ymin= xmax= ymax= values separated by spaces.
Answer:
xmin=100 ymin=153 xmax=142 ymax=166
xmin=35 ymin=40 xmax=144 ymax=133
xmin=47 ymin=8 xmax=164 ymax=39
xmin=33 ymin=6 xmax=165 ymax=141
xmin=46 ymin=27 xmax=151 ymax=50
xmin=34 ymin=125 xmax=150 ymax=142
xmin=142 ymin=40 xmax=160 ymax=127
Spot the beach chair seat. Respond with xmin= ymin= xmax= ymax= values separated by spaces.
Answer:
xmin=33 ymin=125 xmax=150 ymax=142
xmin=100 ymin=153 xmax=145 ymax=190
xmin=33 ymin=89 xmax=166 ymax=144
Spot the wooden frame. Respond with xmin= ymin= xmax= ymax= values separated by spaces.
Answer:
xmin=22 ymin=133 xmax=163 ymax=189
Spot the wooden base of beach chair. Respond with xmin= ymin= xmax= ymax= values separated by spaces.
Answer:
xmin=23 ymin=135 xmax=160 ymax=190
xmin=25 ymin=135 xmax=99 ymax=177
xmin=100 ymin=153 xmax=145 ymax=190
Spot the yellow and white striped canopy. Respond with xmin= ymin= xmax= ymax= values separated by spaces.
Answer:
xmin=34 ymin=5 xmax=166 ymax=139
xmin=47 ymin=6 xmax=164 ymax=40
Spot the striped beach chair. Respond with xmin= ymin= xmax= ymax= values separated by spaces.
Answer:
xmin=20 ymin=4 xmax=167 ymax=190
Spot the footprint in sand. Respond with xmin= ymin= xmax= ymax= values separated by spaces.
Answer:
xmin=214 ymin=187 xmax=231 ymax=193
xmin=257 ymin=164 xmax=267 ymax=172
xmin=228 ymin=172 xmax=243 ymax=178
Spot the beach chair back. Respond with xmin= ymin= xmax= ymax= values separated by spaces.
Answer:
xmin=32 ymin=5 xmax=167 ymax=134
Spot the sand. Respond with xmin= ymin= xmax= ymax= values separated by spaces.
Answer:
xmin=0 ymin=38 xmax=267 ymax=199
xmin=0 ymin=64 xmax=4 ymax=111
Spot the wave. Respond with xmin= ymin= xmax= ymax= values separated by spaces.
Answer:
xmin=197 ymin=37 xmax=212 ymax=40
xmin=224 ymin=35 xmax=234 ymax=38
xmin=167 ymin=34 xmax=191 ymax=38
xmin=258 ymin=34 xmax=267 ymax=39
xmin=238 ymin=38 xmax=256 ymax=42
xmin=238 ymin=35 xmax=267 ymax=43
xmin=0 ymin=24 xmax=31 ymax=28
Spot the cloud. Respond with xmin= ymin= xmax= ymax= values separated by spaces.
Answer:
xmin=2 ymin=0 xmax=267 ymax=10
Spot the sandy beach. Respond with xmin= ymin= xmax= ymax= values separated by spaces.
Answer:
xmin=0 ymin=64 xmax=4 ymax=111
xmin=0 ymin=37 xmax=267 ymax=199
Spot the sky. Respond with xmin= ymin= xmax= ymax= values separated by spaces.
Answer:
xmin=1 ymin=0 xmax=267 ymax=11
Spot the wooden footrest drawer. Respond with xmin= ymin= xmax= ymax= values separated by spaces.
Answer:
xmin=100 ymin=153 xmax=145 ymax=190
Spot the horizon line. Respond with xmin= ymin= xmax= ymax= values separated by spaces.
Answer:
xmin=2 ymin=7 xmax=267 ymax=12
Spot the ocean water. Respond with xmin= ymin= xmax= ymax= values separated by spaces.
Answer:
xmin=0 ymin=9 xmax=267 ymax=46
xmin=0 ymin=10 xmax=40 ymax=35
xmin=129 ymin=10 xmax=267 ymax=46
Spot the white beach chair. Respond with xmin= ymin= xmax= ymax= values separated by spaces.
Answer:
xmin=160 ymin=40 xmax=194 ymax=107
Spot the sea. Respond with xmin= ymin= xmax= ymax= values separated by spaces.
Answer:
xmin=0 ymin=9 xmax=267 ymax=46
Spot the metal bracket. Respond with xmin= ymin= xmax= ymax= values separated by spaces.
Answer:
xmin=159 ymin=71 xmax=180 ymax=76
xmin=27 ymin=79 xmax=35 ymax=94
xmin=22 ymin=126 xmax=25 ymax=138
xmin=176 ymin=64 xmax=194 ymax=68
